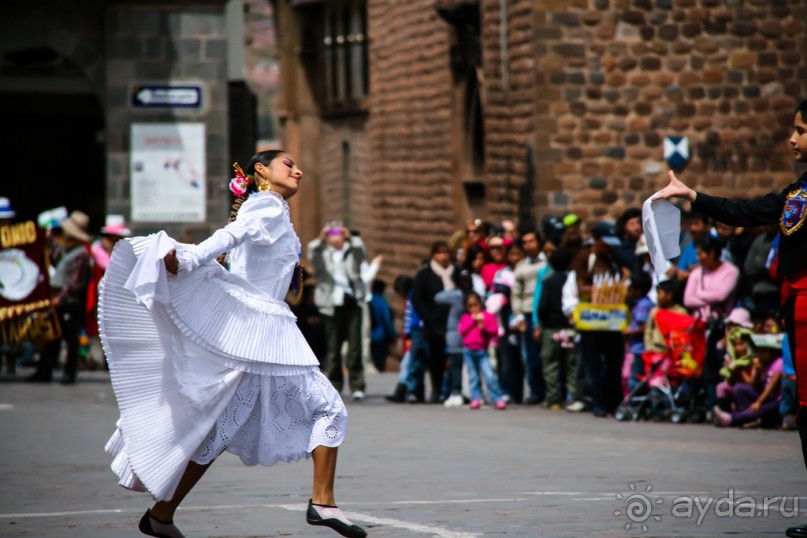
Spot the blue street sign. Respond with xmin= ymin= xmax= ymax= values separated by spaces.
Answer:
xmin=130 ymin=84 xmax=203 ymax=109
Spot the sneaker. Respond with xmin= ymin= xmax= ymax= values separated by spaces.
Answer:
xmin=443 ymin=394 xmax=464 ymax=408
xmin=712 ymin=405 xmax=731 ymax=427
xmin=406 ymin=393 xmax=418 ymax=404
xmin=566 ymin=400 xmax=586 ymax=412
xmin=351 ymin=391 xmax=365 ymax=401
xmin=782 ymin=414 xmax=797 ymax=431
xmin=495 ymin=400 xmax=507 ymax=410
xmin=469 ymin=398 xmax=482 ymax=410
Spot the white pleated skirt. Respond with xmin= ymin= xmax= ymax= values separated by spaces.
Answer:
xmin=99 ymin=234 xmax=347 ymax=502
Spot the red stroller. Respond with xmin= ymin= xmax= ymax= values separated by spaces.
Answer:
xmin=615 ymin=309 xmax=707 ymax=423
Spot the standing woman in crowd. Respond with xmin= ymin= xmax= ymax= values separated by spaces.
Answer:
xmin=99 ymin=150 xmax=367 ymax=538
xmin=654 ymin=99 xmax=807 ymax=538
xmin=683 ymin=235 xmax=740 ymax=412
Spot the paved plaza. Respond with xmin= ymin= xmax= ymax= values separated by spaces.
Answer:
xmin=0 ymin=370 xmax=804 ymax=537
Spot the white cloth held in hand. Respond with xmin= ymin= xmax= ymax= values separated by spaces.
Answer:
xmin=641 ymin=197 xmax=681 ymax=279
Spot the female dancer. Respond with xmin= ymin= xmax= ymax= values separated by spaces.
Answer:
xmin=99 ymin=150 xmax=367 ymax=538
xmin=654 ymin=99 xmax=806 ymax=538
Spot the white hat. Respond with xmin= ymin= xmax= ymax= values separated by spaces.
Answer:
xmin=101 ymin=214 xmax=132 ymax=237
xmin=725 ymin=307 xmax=753 ymax=329
xmin=0 ymin=197 xmax=15 ymax=219
xmin=635 ymin=234 xmax=649 ymax=256
xmin=37 ymin=206 xmax=68 ymax=229
xmin=751 ymin=333 xmax=783 ymax=350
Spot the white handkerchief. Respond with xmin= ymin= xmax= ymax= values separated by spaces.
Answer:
xmin=124 ymin=231 xmax=176 ymax=311
xmin=641 ymin=197 xmax=681 ymax=279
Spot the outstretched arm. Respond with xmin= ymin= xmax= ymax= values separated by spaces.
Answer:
xmin=653 ymin=171 xmax=785 ymax=227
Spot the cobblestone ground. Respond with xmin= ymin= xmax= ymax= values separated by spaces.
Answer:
xmin=0 ymin=369 xmax=804 ymax=537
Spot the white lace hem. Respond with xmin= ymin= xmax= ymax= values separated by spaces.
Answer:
xmin=192 ymin=368 xmax=347 ymax=466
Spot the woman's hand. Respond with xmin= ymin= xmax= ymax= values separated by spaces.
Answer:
xmin=652 ymin=171 xmax=697 ymax=203
xmin=164 ymin=249 xmax=179 ymax=275
xmin=749 ymin=401 xmax=762 ymax=414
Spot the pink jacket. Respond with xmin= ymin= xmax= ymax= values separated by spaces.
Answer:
xmin=458 ymin=311 xmax=498 ymax=351
xmin=684 ymin=261 xmax=739 ymax=319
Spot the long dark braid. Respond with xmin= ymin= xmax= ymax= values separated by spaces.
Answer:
xmin=217 ymin=150 xmax=285 ymax=267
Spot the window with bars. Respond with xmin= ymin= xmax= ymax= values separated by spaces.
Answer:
xmin=320 ymin=0 xmax=368 ymax=112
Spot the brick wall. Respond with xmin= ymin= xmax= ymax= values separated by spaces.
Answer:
xmin=534 ymin=0 xmax=807 ymax=221
xmin=480 ymin=0 xmax=537 ymax=222
xmin=317 ymin=118 xmax=371 ymax=236
xmin=367 ymin=0 xmax=456 ymax=279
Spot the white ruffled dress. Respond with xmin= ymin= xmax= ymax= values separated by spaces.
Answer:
xmin=100 ymin=191 xmax=347 ymax=502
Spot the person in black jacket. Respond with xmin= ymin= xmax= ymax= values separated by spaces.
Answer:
xmin=536 ymin=247 xmax=576 ymax=409
xmin=410 ymin=241 xmax=456 ymax=403
xmin=654 ymin=99 xmax=807 ymax=538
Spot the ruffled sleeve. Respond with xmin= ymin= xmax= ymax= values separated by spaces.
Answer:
xmin=177 ymin=192 xmax=287 ymax=273
xmin=234 ymin=192 xmax=287 ymax=245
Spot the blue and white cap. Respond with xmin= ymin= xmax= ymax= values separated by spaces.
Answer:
xmin=0 ymin=197 xmax=14 ymax=219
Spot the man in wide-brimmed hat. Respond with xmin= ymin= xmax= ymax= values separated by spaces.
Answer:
xmin=28 ymin=210 xmax=92 ymax=384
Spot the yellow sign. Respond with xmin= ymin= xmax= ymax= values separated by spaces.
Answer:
xmin=573 ymin=303 xmax=629 ymax=332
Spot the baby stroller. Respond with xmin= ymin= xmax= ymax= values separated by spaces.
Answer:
xmin=615 ymin=309 xmax=707 ymax=423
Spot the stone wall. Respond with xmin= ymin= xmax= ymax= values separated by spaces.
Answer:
xmin=317 ymin=118 xmax=372 ymax=236
xmin=480 ymin=0 xmax=538 ymax=222
xmin=367 ymin=0 xmax=456 ymax=277
xmin=534 ymin=0 xmax=807 ymax=221
xmin=104 ymin=1 xmax=231 ymax=238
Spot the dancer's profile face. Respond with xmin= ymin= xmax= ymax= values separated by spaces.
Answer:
xmin=255 ymin=153 xmax=303 ymax=199
xmin=790 ymin=112 xmax=807 ymax=163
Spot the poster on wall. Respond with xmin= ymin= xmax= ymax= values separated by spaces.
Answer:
xmin=131 ymin=123 xmax=206 ymax=222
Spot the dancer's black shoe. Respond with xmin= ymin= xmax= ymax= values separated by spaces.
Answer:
xmin=138 ymin=509 xmax=185 ymax=538
xmin=787 ymin=523 xmax=807 ymax=538
xmin=306 ymin=499 xmax=367 ymax=538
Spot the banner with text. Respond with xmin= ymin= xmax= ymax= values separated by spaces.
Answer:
xmin=573 ymin=303 xmax=629 ymax=332
xmin=0 ymin=221 xmax=60 ymax=345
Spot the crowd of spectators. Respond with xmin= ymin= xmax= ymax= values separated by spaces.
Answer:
xmin=3 ymin=196 xmax=792 ymax=432
xmin=371 ymin=206 xmax=792 ymax=430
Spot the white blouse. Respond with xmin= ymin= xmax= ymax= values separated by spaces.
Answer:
xmin=178 ymin=191 xmax=301 ymax=301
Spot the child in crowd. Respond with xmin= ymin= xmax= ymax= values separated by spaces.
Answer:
xmin=369 ymin=279 xmax=396 ymax=372
xmin=716 ymin=327 xmax=756 ymax=406
xmin=490 ymin=241 xmax=526 ymax=403
xmin=385 ymin=275 xmax=416 ymax=403
xmin=643 ymin=280 xmax=689 ymax=357
xmin=459 ymin=292 xmax=508 ymax=410
xmin=435 ymin=271 xmax=474 ymax=407
xmin=624 ymin=273 xmax=655 ymax=392
xmin=535 ymin=247 xmax=576 ymax=409
xmin=715 ymin=333 xmax=783 ymax=428
xmin=464 ymin=245 xmax=489 ymax=298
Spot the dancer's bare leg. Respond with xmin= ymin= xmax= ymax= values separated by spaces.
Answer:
xmin=308 ymin=446 xmax=366 ymax=537
xmin=311 ymin=445 xmax=338 ymax=505
xmin=150 ymin=460 xmax=213 ymax=522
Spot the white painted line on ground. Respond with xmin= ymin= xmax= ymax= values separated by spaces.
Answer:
xmin=0 ymin=403 xmax=14 ymax=410
xmin=275 ymin=504 xmax=481 ymax=538
xmin=0 ymin=502 xmax=483 ymax=537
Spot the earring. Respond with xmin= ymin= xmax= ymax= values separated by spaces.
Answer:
xmin=258 ymin=182 xmax=271 ymax=192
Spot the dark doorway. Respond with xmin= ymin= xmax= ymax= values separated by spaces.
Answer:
xmin=0 ymin=48 xmax=105 ymax=230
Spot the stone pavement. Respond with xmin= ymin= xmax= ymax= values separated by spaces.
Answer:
xmin=0 ymin=369 xmax=804 ymax=537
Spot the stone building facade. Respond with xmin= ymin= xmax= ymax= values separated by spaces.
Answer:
xmin=273 ymin=0 xmax=806 ymax=280
xmin=0 ymin=0 xmax=235 ymax=239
